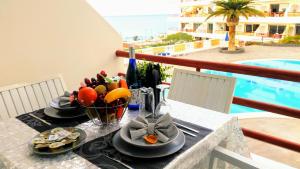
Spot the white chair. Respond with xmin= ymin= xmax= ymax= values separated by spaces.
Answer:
xmin=0 ymin=75 xmax=66 ymax=119
xmin=168 ymin=69 xmax=262 ymax=168
xmin=209 ymin=146 xmax=262 ymax=169
xmin=168 ymin=68 xmax=236 ymax=113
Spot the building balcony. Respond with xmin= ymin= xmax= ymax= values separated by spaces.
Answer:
xmin=180 ymin=13 xmax=208 ymax=17
xmin=180 ymin=0 xmax=213 ymax=6
xmin=180 ymin=16 xmax=300 ymax=24
xmin=214 ymin=30 xmax=255 ymax=36
xmin=269 ymin=11 xmax=285 ymax=17
xmin=267 ymin=12 xmax=300 ymax=17
xmin=288 ymin=12 xmax=300 ymax=17
xmin=180 ymin=12 xmax=291 ymax=18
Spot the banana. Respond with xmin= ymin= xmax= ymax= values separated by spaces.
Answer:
xmin=104 ymin=88 xmax=131 ymax=104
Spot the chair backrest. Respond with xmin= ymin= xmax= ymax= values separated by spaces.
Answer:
xmin=168 ymin=69 xmax=236 ymax=113
xmin=209 ymin=146 xmax=262 ymax=169
xmin=0 ymin=75 xmax=66 ymax=120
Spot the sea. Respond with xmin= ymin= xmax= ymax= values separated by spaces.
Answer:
xmin=104 ymin=14 xmax=179 ymax=41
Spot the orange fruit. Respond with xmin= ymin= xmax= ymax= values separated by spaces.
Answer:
xmin=107 ymin=82 xmax=119 ymax=91
xmin=95 ymin=85 xmax=107 ymax=95
xmin=144 ymin=134 xmax=158 ymax=144
xmin=104 ymin=88 xmax=131 ymax=104
xmin=119 ymin=79 xmax=128 ymax=89
xmin=78 ymin=87 xmax=97 ymax=106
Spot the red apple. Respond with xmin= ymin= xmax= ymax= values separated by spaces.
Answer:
xmin=78 ymin=87 xmax=97 ymax=106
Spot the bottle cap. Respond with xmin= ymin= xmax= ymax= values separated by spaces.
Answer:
xmin=129 ymin=46 xmax=135 ymax=59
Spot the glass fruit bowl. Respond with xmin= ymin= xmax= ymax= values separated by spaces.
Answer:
xmin=84 ymin=101 xmax=129 ymax=126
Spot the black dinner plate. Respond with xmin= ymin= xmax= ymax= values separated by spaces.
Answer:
xmin=119 ymin=123 xmax=179 ymax=149
xmin=44 ymin=107 xmax=86 ymax=119
xmin=113 ymin=130 xmax=185 ymax=158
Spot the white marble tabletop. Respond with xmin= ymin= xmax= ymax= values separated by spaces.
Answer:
xmin=0 ymin=99 xmax=249 ymax=169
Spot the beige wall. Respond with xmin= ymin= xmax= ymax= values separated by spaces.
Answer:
xmin=0 ymin=0 xmax=124 ymax=91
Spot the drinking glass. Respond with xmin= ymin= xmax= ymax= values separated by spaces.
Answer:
xmin=154 ymin=84 xmax=171 ymax=118
xmin=138 ymin=87 xmax=155 ymax=118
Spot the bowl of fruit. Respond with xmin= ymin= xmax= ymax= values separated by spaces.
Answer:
xmin=73 ymin=70 xmax=131 ymax=126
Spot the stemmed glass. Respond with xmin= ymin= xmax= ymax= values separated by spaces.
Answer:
xmin=154 ymin=84 xmax=171 ymax=118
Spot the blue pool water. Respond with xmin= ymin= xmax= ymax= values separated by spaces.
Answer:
xmin=205 ymin=59 xmax=300 ymax=114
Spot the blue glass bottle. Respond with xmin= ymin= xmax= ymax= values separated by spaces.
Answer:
xmin=126 ymin=47 xmax=140 ymax=110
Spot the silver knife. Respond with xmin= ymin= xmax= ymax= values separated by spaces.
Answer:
xmin=179 ymin=129 xmax=197 ymax=137
xmin=29 ymin=113 xmax=52 ymax=126
xmin=174 ymin=122 xmax=199 ymax=133
xmin=103 ymin=155 xmax=133 ymax=169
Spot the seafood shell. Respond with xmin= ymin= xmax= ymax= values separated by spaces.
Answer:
xmin=67 ymin=132 xmax=80 ymax=140
xmin=32 ymin=137 xmax=46 ymax=144
xmin=49 ymin=142 xmax=65 ymax=149
xmin=61 ymin=139 xmax=76 ymax=145
xmin=34 ymin=144 xmax=50 ymax=149
xmin=51 ymin=127 xmax=64 ymax=134
xmin=65 ymin=128 xmax=75 ymax=133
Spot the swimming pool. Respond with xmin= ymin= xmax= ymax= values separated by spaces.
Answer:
xmin=205 ymin=59 xmax=300 ymax=114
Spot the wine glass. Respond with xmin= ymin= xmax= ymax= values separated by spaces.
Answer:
xmin=154 ymin=84 xmax=171 ymax=118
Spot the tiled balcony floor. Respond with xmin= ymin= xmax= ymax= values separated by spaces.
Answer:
xmin=240 ymin=117 xmax=300 ymax=168
xmin=181 ymin=45 xmax=300 ymax=63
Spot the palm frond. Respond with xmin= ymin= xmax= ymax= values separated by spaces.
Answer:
xmin=206 ymin=0 xmax=265 ymax=21
xmin=206 ymin=9 xmax=229 ymax=21
xmin=240 ymin=10 xmax=249 ymax=19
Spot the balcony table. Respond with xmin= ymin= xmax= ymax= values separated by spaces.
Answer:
xmin=0 ymin=99 xmax=249 ymax=169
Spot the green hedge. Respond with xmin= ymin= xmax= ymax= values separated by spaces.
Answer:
xmin=163 ymin=32 xmax=194 ymax=43
xmin=280 ymin=36 xmax=300 ymax=44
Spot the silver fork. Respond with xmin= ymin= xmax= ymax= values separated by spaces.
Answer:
xmin=179 ymin=129 xmax=197 ymax=137
xmin=174 ymin=122 xmax=200 ymax=133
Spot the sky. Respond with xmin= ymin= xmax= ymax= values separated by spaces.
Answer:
xmin=87 ymin=0 xmax=180 ymax=16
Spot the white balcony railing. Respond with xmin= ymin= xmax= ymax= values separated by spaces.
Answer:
xmin=180 ymin=16 xmax=300 ymax=24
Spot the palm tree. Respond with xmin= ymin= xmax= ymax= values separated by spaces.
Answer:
xmin=206 ymin=0 xmax=264 ymax=51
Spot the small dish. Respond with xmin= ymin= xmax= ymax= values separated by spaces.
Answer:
xmin=50 ymin=97 xmax=78 ymax=111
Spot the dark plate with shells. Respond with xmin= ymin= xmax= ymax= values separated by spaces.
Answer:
xmin=28 ymin=127 xmax=86 ymax=156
